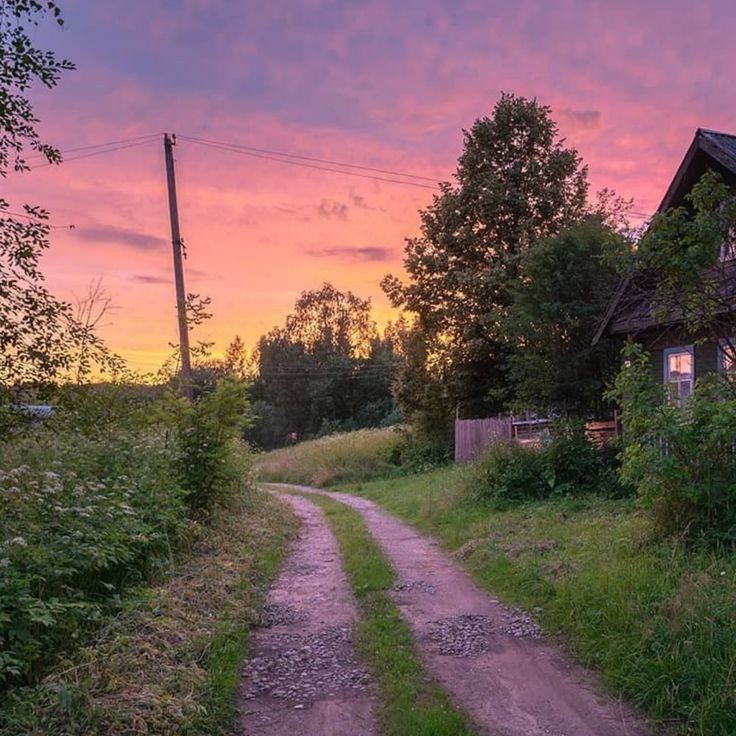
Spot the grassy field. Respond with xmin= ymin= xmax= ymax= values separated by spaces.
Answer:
xmin=339 ymin=467 xmax=736 ymax=735
xmin=255 ymin=427 xmax=405 ymax=486
xmin=301 ymin=491 xmax=477 ymax=736
xmin=0 ymin=490 xmax=298 ymax=736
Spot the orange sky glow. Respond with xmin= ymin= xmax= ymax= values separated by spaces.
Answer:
xmin=6 ymin=1 xmax=736 ymax=372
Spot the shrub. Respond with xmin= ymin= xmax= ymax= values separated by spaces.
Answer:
xmin=0 ymin=428 xmax=189 ymax=687
xmin=470 ymin=441 xmax=547 ymax=504
xmin=609 ymin=344 xmax=736 ymax=542
xmin=164 ymin=378 xmax=254 ymax=516
xmin=542 ymin=419 xmax=629 ymax=497
xmin=469 ymin=421 xmax=629 ymax=504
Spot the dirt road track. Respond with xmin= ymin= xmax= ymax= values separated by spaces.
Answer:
xmin=238 ymin=493 xmax=376 ymax=736
xmin=272 ymin=484 xmax=654 ymax=736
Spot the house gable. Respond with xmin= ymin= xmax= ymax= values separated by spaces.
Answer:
xmin=593 ymin=128 xmax=736 ymax=345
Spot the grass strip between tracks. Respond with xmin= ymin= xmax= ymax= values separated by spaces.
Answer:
xmin=298 ymin=491 xmax=478 ymax=736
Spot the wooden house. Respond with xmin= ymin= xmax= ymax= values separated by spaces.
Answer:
xmin=593 ymin=128 xmax=736 ymax=405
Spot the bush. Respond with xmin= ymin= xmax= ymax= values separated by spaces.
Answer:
xmin=0 ymin=427 xmax=189 ymax=687
xmin=470 ymin=441 xmax=547 ymax=503
xmin=164 ymin=378 xmax=254 ymax=516
xmin=609 ymin=344 xmax=736 ymax=542
xmin=470 ymin=420 xmax=629 ymax=504
xmin=542 ymin=420 xmax=629 ymax=497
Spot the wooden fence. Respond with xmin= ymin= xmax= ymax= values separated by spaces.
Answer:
xmin=454 ymin=416 xmax=619 ymax=463
xmin=454 ymin=416 xmax=513 ymax=463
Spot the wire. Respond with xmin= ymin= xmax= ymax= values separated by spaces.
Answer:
xmin=29 ymin=137 xmax=159 ymax=169
xmin=178 ymin=134 xmax=438 ymax=183
xmin=179 ymin=137 xmax=439 ymax=190
xmin=26 ymin=133 xmax=162 ymax=160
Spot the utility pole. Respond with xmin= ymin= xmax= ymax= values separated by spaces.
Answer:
xmin=164 ymin=133 xmax=193 ymax=400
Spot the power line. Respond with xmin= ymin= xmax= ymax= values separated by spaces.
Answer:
xmin=27 ymin=133 xmax=162 ymax=160
xmin=178 ymin=134 xmax=438 ymax=183
xmin=178 ymin=136 xmax=439 ymax=190
xmin=29 ymin=137 xmax=159 ymax=169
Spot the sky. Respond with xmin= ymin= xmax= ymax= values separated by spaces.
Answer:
xmin=7 ymin=0 xmax=736 ymax=372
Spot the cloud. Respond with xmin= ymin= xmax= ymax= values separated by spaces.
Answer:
xmin=73 ymin=225 xmax=168 ymax=252
xmin=350 ymin=192 xmax=368 ymax=208
xmin=559 ymin=108 xmax=602 ymax=131
xmin=306 ymin=245 xmax=394 ymax=262
xmin=130 ymin=274 xmax=169 ymax=284
xmin=317 ymin=199 xmax=349 ymax=220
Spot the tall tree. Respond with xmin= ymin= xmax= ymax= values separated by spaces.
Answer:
xmin=383 ymin=94 xmax=590 ymax=422
xmin=0 ymin=2 xmax=116 ymax=390
xmin=505 ymin=218 xmax=630 ymax=416
xmin=247 ymin=284 xmax=398 ymax=448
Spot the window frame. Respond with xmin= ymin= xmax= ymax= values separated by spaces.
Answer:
xmin=663 ymin=345 xmax=694 ymax=406
xmin=717 ymin=338 xmax=736 ymax=374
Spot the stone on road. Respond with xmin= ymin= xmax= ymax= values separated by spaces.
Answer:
xmin=238 ymin=493 xmax=376 ymax=736
xmin=274 ymin=484 xmax=653 ymax=736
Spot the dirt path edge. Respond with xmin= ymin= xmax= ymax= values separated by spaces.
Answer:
xmin=269 ymin=483 xmax=655 ymax=736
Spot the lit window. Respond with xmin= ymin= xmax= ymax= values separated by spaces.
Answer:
xmin=664 ymin=346 xmax=694 ymax=406
xmin=718 ymin=339 xmax=736 ymax=373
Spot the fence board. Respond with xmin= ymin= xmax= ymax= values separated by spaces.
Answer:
xmin=454 ymin=416 xmax=513 ymax=463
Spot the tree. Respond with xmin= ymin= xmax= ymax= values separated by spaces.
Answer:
xmin=382 ymin=93 xmax=590 ymax=424
xmin=0 ymin=2 xmax=117 ymax=391
xmin=246 ymin=284 xmax=398 ymax=448
xmin=505 ymin=218 xmax=630 ymax=416
xmin=633 ymin=170 xmax=736 ymax=360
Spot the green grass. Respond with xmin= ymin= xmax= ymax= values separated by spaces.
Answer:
xmin=340 ymin=467 xmax=736 ymax=736
xmin=255 ymin=427 xmax=406 ymax=487
xmin=300 ymin=492 xmax=477 ymax=736
xmin=0 ymin=490 xmax=298 ymax=736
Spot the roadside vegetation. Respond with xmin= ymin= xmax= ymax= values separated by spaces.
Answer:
xmin=256 ymin=426 xmax=408 ymax=486
xmin=330 ymin=461 xmax=735 ymax=735
xmin=1 ymin=490 xmax=296 ymax=735
xmin=301 ymin=492 xmax=477 ymax=736
xmin=0 ymin=381 xmax=299 ymax=735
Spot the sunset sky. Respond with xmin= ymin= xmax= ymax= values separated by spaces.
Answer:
xmin=7 ymin=0 xmax=736 ymax=372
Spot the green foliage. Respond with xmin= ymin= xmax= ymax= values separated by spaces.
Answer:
xmin=248 ymin=283 xmax=399 ymax=449
xmin=0 ymin=491 xmax=297 ymax=736
xmin=470 ymin=421 xmax=628 ymax=504
xmin=343 ymin=469 xmax=736 ymax=735
xmin=609 ymin=344 xmax=736 ymax=542
xmin=0 ymin=425 xmax=189 ymax=687
xmin=164 ymin=378 xmax=254 ymax=516
xmin=470 ymin=441 xmax=547 ymax=503
xmin=383 ymin=93 xmax=590 ymax=419
xmin=506 ymin=219 xmax=629 ymax=416
xmin=634 ymin=171 xmax=736 ymax=343
xmin=0 ymin=1 xmax=122 ymax=389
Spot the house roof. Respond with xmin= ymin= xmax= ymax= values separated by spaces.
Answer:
xmin=592 ymin=128 xmax=736 ymax=344
xmin=658 ymin=129 xmax=736 ymax=213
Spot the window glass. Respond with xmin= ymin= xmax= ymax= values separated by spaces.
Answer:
xmin=664 ymin=347 xmax=694 ymax=407
xmin=720 ymin=340 xmax=736 ymax=373
xmin=667 ymin=351 xmax=692 ymax=378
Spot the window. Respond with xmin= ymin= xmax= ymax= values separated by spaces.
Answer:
xmin=719 ymin=240 xmax=736 ymax=261
xmin=664 ymin=346 xmax=694 ymax=406
xmin=718 ymin=339 xmax=736 ymax=374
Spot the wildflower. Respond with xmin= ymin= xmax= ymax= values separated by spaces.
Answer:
xmin=10 ymin=537 xmax=27 ymax=546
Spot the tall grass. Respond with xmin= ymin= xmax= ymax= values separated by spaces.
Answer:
xmin=343 ymin=468 xmax=736 ymax=735
xmin=255 ymin=427 xmax=406 ymax=486
xmin=0 ymin=490 xmax=298 ymax=735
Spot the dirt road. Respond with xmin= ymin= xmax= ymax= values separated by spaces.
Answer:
xmin=269 ymin=484 xmax=653 ymax=736
xmin=238 ymin=493 xmax=376 ymax=736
